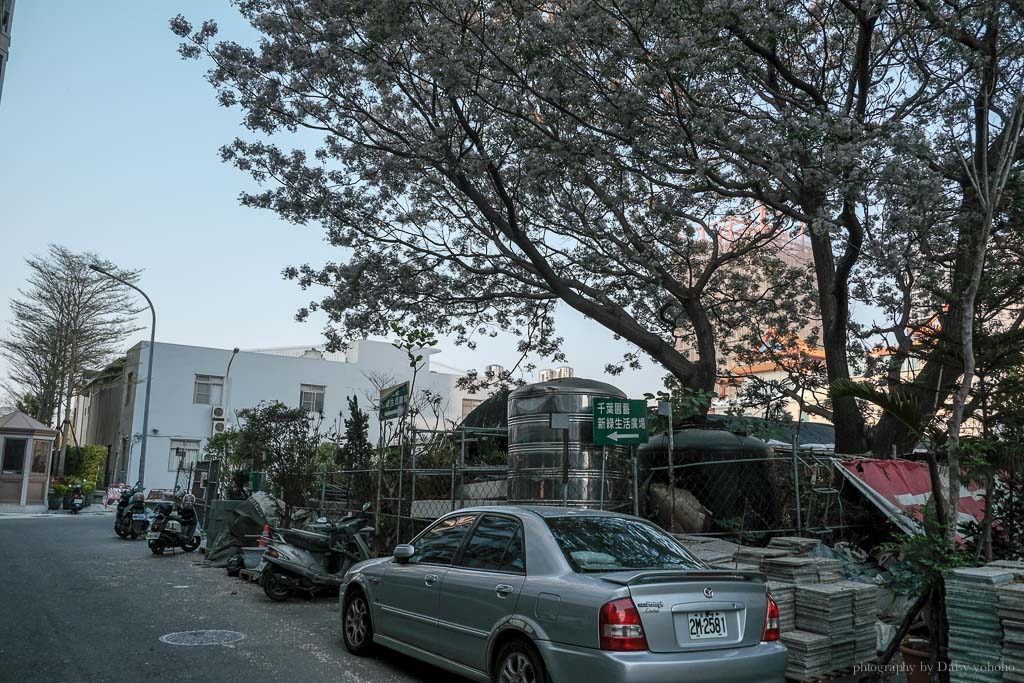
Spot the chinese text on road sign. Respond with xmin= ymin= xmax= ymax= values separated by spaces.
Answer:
xmin=593 ymin=398 xmax=649 ymax=445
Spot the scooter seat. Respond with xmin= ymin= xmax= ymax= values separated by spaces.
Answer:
xmin=281 ymin=528 xmax=331 ymax=552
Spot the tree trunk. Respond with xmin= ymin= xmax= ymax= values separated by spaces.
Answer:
xmin=806 ymin=212 xmax=867 ymax=454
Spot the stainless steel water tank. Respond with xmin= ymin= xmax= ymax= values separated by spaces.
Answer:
xmin=507 ymin=378 xmax=630 ymax=509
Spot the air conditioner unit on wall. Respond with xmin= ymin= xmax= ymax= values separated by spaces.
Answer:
xmin=211 ymin=405 xmax=227 ymax=420
xmin=212 ymin=419 xmax=227 ymax=436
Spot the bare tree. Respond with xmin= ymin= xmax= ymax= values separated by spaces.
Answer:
xmin=1 ymin=245 xmax=142 ymax=473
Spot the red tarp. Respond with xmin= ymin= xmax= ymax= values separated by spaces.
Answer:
xmin=837 ymin=458 xmax=986 ymax=537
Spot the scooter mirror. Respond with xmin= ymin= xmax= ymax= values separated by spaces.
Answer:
xmin=393 ymin=544 xmax=415 ymax=563
xmin=361 ymin=502 xmax=372 ymax=512
xmin=316 ymin=517 xmax=328 ymax=524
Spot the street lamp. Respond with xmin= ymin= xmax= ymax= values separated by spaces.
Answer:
xmin=223 ymin=347 xmax=240 ymax=421
xmin=89 ymin=264 xmax=155 ymax=489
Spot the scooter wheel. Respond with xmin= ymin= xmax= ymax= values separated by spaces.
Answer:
xmin=262 ymin=569 xmax=294 ymax=602
xmin=149 ymin=541 xmax=165 ymax=555
xmin=114 ymin=522 xmax=129 ymax=539
xmin=180 ymin=535 xmax=201 ymax=553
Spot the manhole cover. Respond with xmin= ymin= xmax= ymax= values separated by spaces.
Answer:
xmin=159 ymin=630 xmax=246 ymax=646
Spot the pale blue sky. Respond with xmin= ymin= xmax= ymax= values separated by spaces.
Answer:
xmin=0 ymin=1 xmax=666 ymax=398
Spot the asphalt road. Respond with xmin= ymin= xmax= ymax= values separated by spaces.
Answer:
xmin=0 ymin=511 xmax=457 ymax=683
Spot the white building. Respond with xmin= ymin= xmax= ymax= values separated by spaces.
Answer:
xmin=74 ymin=340 xmax=484 ymax=493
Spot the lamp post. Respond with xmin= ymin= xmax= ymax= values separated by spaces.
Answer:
xmin=223 ymin=347 xmax=240 ymax=421
xmin=89 ymin=264 xmax=155 ymax=488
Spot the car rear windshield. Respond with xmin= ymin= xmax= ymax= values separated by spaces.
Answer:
xmin=546 ymin=516 xmax=703 ymax=572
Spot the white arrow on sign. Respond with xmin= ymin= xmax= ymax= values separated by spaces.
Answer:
xmin=607 ymin=431 xmax=641 ymax=442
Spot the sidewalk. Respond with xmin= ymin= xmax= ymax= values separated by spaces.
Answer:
xmin=0 ymin=506 xmax=115 ymax=520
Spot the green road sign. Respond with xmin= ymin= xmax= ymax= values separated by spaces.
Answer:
xmin=593 ymin=398 xmax=649 ymax=445
xmin=380 ymin=382 xmax=410 ymax=421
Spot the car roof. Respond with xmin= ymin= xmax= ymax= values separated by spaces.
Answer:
xmin=453 ymin=505 xmax=637 ymax=520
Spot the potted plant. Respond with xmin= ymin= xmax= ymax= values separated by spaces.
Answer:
xmin=49 ymin=480 xmax=69 ymax=510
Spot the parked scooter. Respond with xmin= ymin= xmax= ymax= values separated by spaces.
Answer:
xmin=68 ymin=485 xmax=85 ymax=514
xmin=114 ymin=484 xmax=149 ymax=539
xmin=261 ymin=503 xmax=375 ymax=602
xmin=146 ymin=494 xmax=202 ymax=554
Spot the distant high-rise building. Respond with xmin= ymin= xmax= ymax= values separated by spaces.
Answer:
xmin=0 ymin=0 xmax=14 ymax=102
xmin=485 ymin=364 xmax=505 ymax=377
xmin=555 ymin=366 xmax=574 ymax=379
xmin=538 ymin=368 xmax=556 ymax=383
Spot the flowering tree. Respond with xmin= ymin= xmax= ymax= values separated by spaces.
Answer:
xmin=171 ymin=0 xmax=1024 ymax=459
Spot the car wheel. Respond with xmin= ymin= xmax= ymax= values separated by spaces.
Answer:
xmin=494 ymin=640 xmax=547 ymax=683
xmin=342 ymin=590 xmax=374 ymax=656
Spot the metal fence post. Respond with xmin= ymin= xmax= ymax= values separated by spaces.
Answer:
xmin=791 ymin=435 xmax=803 ymax=534
xmin=450 ymin=459 xmax=457 ymax=514
xmin=374 ymin=458 xmax=383 ymax=537
xmin=319 ymin=463 xmax=327 ymax=515
xmin=459 ymin=429 xmax=466 ymax=509
xmin=410 ymin=444 xmax=417 ymax=525
xmin=600 ymin=446 xmax=606 ymax=510
xmin=632 ymin=445 xmax=639 ymax=517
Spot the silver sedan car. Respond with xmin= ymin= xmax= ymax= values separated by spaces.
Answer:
xmin=339 ymin=506 xmax=786 ymax=683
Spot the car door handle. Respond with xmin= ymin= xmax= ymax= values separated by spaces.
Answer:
xmin=424 ymin=573 xmax=439 ymax=587
xmin=495 ymin=584 xmax=515 ymax=598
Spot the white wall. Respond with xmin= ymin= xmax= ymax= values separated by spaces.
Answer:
xmin=125 ymin=340 xmax=479 ymax=491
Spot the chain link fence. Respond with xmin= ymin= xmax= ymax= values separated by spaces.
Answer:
xmin=197 ymin=424 xmax=881 ymax=554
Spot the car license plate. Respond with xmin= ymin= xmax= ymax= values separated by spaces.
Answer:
xmin=687 ymin=611 xmax=728 ymax=640
xmin=146 ymin=532 xmax=160 ymax=540
xmin=132 ymin=513 xmax=147 ymax=521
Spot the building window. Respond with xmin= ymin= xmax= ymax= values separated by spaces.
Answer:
xmin=193 ymin=375 xmax=224 ymax=405
xmin=125 ymin=372 xmax=134 ymax=406
xmin=31 ymin=440 xmax=49 ymax=474
xmin=168 ymin=439 xmax=201 ymax=472
xmin=1 ymin=438 xmax=27 ymax=474
xmin=300 ymin=384 xmax=325 ymax=413
xmin=462 ymin=398 xmax=483 ymax=418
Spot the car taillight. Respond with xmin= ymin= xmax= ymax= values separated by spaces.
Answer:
xmin=762 ymin=594 xmax=780 ymax=642
xmin=599 ymin=597 xmax=648 ymax=651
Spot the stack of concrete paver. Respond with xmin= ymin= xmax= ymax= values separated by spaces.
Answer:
xmin=946 ymin=566 xmax=1016 ymax=682
xmin=734 ymin=546 xmax=790 ymax=571
xmin=767 ymin=580 xmax=796 ymax=633
xmin=763 ymin=556 xmax=842 ymax=585
xmin=780 ymin=630 xmax=832 ymax=681
xmin=768 ymin=536 xmax=821 ymax=555
xmin=843 ymin=581 xmax=881 ymax=663
xmin=997 ymin=582 xmax=1024 ymax=683
xmin=812 ymin=558 xmax=844 ymax=583
xmin=796 ymin=583 xmax=856 ymax=670
xmin=763 ymin=556 xmax=822 ymax=585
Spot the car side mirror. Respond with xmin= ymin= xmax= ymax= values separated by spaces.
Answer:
xmin=393 ymin=544 xmax=415 ymax=563
xmin=361 ymin=502 xmax=372 ymax=512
